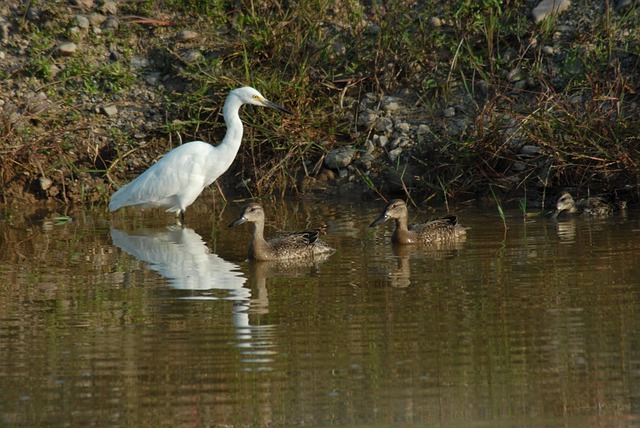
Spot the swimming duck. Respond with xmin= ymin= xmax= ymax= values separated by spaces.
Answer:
xmin=369 ymin=199 xmax=467 ymax=245
xmin=229 ymin=203 xmax=335 ymax=261
xmin=550 ymin=191 xmax=625 ymax=219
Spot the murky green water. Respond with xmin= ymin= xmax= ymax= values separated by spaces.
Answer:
xmin=1 ymin=199 xmax=640 ymax=427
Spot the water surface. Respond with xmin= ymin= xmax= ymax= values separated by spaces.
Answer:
xmin=1 ymin=199 xmax=639 ymax=427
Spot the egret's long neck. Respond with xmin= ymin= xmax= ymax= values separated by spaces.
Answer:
xmin=219 ymin=95 xmax=244 ymax=160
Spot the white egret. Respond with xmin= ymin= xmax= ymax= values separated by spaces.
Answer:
xmin=108 ymin=87 xmax=291 ymax=222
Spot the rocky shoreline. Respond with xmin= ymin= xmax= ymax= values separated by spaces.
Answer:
xmin=1 ymin=0 xmax=639 ymax=210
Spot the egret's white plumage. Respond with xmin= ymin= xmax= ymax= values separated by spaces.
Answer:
xmin=109 ymin=87 xmax=290 ymax=221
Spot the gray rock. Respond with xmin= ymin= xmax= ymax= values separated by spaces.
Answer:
xmin=507 ymin=67 xmax=526 ymax=82
xmin=71 ymin=0 xmax=94 ymax=9
xmin=176 ymin=30 xmax=199 ymax=41
xmin=100 ymin=105 xmax=118 ymax=117
xmin=101 ymin=1 xmax=118 ymax=14
xmin=26 ymin=7 xmax=40 ymax=21
xmin=417 ymin=124 xmax=430 ymax=135
xmin=358 ymin=109 xmax=378 ymax=127
xmin=616 ymin=0 xmax=633 ymax=10
xmin=26 ymin=93 xmax=52 ymax=114
xmin=513 ymin=80 xmax=527 ymax=90
xmin=365 ymin=23 xmax=381 ymax=35
xmin=388 ymin=147 xmax=403 ymax=163
xmin=520 ymin=145 xmax=542 ymax=157
xmin=102 ymin=17 xmax=119 ymax=31
xmin=380 ymin=96 xmax=401 ymax=112
xmin=375 ymin=116 xmax=393 ymax=132
xmin=355 ymin=153 xmax=375 ymax=170
xmin=363 ymin=140 xmax=375 ymax=154
xmin=88 ymin=13 xmax=107 ymax=27
xmin=396 ymin=122 xmax=411 ymax=133
xmin=444 ymin=107 xmax=456 ymax=118
xmin=182 ymin=50 xmax=203 ymax=63
xmin=556 ymin=24 xmax=574 ymax=33
xmin=532 ymin=0 xmax=571 ymax=23
xmin=144 ymin=72 xmax=162 ymax=85
xmin=0 ymin=21 xmax=9 ymax=43
xmin=74 ymin=15 xmax=90 ymax=29
xmin=373 ymin=134 xmax=388 ymax=148
xmin=541 ymin=45 xmax=554 ymax=55
xmin=325 ymin=146 xmax=356 ymax=170
xmin=512 ymin=162 xmax=527 ymax=172
xmin=130 ymin=56 xmax=149 ymax=69
xmin=331 ymin=42 xmax=346 ymax=56
xmin=39 ymin=176 xmax=53 ymax=191
xmin=56 ymin=42 xmax=78 ymax=56
xmin=391 ymin=136 xmax=412 ymax=149
xmin=430 ymin=16 xmax=442 ymax=27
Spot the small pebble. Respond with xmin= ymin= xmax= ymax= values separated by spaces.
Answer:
xmin=380 ymin=96 xmax=401 ymax=112
xmin=507 ymin=67 xmax=525 ymax=82
xmin=101 ymin=1 xmax=118 ymax=14
xmin=396 ymin=122 xmax=410 ymax=133
xmin=325 ymin=146 xmax=356 ymax=170
xmin=417 ymin=124 xmax=430 ymax=135
xmin=176 ymin=30 xmax=198 ymax=41
xmin=39 ymin=176 xmax=53 ymax=191
xmin=531 ymin=0 xmax=571 ymax=23
xmin=88 ymin=13 xmax=107 ymax=27
xmin=56 ymin=42 xmax=78 ymax=56
xmin=0 ymin=22 xmax=10 ymax=42
xmin=71 ymin=0 xmax=94 ymax=9
xmin=26 ymin=7 xmax=40 ymax=21
xmin=74 ymin=15 xmax=90 ymax=29
xmin=100 ymin=105 xmax=118 ymax=117
xmin=520 ymin=145 xmax=542 ymax=156
xmin=102 ymin=17 xmax=119 ymax=31
xmin=182 ymin=50 xmax=203 ymax=63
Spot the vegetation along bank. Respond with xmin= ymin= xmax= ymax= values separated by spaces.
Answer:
xmin=1 ymin=0 xmax=639 ymax=213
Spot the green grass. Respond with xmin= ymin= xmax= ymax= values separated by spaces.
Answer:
xmin=1 ymin=0 xmax=639 ymax=205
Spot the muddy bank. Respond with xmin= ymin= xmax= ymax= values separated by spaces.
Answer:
xmin=1 ymin=0 xmax=639 ymax=212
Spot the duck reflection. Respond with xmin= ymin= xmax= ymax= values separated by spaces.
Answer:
xmin=554 ymin=218 xmax=577 ymax=241
xmin=110 ymin=226 xmax=276 ymax=369
xmin=247 ymin=254 xmax=334 ymax=311
xmin=386 ymin=240 xmax=466 ymax=288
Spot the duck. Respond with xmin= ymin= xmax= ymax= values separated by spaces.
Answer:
xmin=228 ymin=203 xmax=335 ymax=261
xmin=550 ymin=191 xmax=626 ymax=219
xmin=369 ymin=199 xmax=467 ymax=245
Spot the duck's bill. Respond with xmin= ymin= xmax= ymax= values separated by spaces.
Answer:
xmin=369 ymin=214 xmax=388 ymax=227
xmin=228 ymin=216 xmax=248 ymax=227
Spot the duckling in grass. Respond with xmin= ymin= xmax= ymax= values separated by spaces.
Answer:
xmin=229 ymin=203 xmax=335 ymax=261
xmin=370 ymin=199 xmax=467 ymax=245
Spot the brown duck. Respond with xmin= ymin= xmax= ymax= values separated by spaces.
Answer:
xmin=229 ymin=203 xmax=335 ymax=261
xmin=370 ymin=199 xmax=467 ymax=245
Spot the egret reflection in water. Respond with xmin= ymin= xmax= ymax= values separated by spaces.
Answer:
xmin=110 ymin=226 xmax=277 ymax=368
xmin=110 ymin=226 xmax=247 ymax=294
